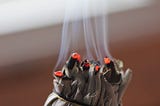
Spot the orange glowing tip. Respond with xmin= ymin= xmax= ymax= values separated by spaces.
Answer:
xmin=95 ymin=65 xmax=100 ymax=72
xmin=104 ymin=57 xmax=111 ymax=64
xmin=84 ymin=62 xmax=90 ymax=67
xmin=54 ymin=71 xmax=63 ymax=77
xmin=71 ymin=52 xmax=81 ymax=61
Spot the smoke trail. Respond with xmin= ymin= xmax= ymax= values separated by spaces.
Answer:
xmin=54 ymin=0 xmax=83 ymax=70
xmin=54 ymin=0 xmax=112 ymax=70
xmin=94 ymin=13 xmax=113 ymax=62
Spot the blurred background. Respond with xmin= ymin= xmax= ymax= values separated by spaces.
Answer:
xmin=0 ymin=0 xmax=160 ymax=106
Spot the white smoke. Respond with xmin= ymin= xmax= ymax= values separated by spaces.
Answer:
xmin=55 ymin=0 xmax=112 ymax=70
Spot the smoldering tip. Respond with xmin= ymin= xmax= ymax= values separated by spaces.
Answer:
xmin=54 ymin=71 xmax=64 ymax=77
xmin=104 ymin=57 xmax=111 ymax=64
xmin=71 ymin=52 xmax=81 ymax=62
xmin=104 ymin=57 xmax=115 ymax=69
xmin=81 ymin=59 xmax=90 ymax=71
xmin=95 ymin=65 xmax=100 ymax=72
xmin=66 ymin=52 xmax=81 ymax=69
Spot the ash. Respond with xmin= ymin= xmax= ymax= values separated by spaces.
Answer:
xmin=44 ymin=52 xmax=132 ymax=106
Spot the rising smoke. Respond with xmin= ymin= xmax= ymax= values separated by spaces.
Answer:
xmin=55 ymin=0 xmax=112 ymax=70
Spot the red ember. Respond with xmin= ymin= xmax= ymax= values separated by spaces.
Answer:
xmin=54 ymin=71 xmax=63 ymax=77
xmin=104 ymin=57 xmax=111 ymax=64
xmin=71 ymin=53 xmax=81 ymax=61
xmin=95 ymin=65 xmax=100 ymax=72
xmin=84 ymin=63 xmax=90 ymax=67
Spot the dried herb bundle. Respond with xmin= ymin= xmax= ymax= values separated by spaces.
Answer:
xmin=44 ymin=53 xmax=132 ymax=106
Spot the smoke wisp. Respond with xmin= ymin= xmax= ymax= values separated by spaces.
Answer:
xmin=55 ymin=0 xmax=112 ymax=70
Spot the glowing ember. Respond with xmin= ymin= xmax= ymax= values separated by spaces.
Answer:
xmin=104 ymin=57 xmax=111 ymax=64
xmin=54 ymin=71 xmax=63 ymax=77
xmin=95 ymin=65 xmax=100 ymax=72
xmin=71 ymin=52 xmax=81 ymax=61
